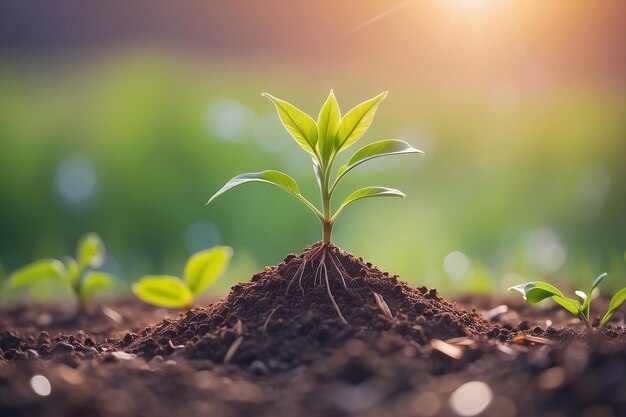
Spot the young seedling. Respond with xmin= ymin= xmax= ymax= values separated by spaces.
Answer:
xmin=132 ymin=246 xmax=232 ymax=308
xmin=7 ymin=233 xmax=115 ymax=313
xmin=509 ymin=272 xmax=626 ymax=332
xmin=207 ymin=90 xmax=423 ymax=323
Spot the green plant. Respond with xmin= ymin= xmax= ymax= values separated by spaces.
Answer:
xmin=207 ymin=90 xmax=423 ymax=323
xmin=509 ymin=272 xmax=626 ymax=331
xmin=132 ymin=246 xmax=232 ymax=308
xmin=208 ymin=90 xmax=423 ymax=243
xmin=7 ymin=233 xmax=114 ymax=313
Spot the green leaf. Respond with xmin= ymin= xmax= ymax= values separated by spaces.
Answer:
xmin=582 ymin=272 xmax=608 ymax=314
xmin=336 ymin=91 xmax=387 ymax=151
xmin=184 ymin=246 xmax=232 ymax=295
xmin=207 ymin=170 xmax=323 ymax=220
xmin=312 ymin=157 xmax=323 ymax=189
xmin=590 ymin=272 xmax=608 ymax=292
xmin=551 ymin=296 xmax=581 ymax=316
xmin=132 ymin=276 xmax=194 ymax=308
xmin=77 ymin=233 xmax=105 ymax=270
xmin=208 ymin=170 xmax=301 ymax=204
xmin=600 ymin=287 xmax=626 ymax=327
xmin=81 ymin=272 xmax=114 ymax=301
xmin=64 ymin=257 xmax=80 ymax=285
xmin=7 ymin=259 xmax=67 ymax=288
xmin=337 ymin=139 xmax=423 ymax=179
xmin=507 ymin=284 xmax=527 ymax=295
xmin=316 ymin=89 xmax=341 ymax=161
xmin=522 ymin=281 xmax=566 ymax=303
xmin=262 ymin=93 xmax=318 ymax=155
xmin=333 ymin=186 xmax=405 ymax=222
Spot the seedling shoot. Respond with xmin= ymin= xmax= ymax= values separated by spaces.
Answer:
xmin=208 ymin=91 xmax=423 ymax=323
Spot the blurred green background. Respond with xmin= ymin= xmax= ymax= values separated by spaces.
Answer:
xmin=0 ymin=0 xmax=625 ymax=302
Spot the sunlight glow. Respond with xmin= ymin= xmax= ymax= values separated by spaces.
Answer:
xmin=452 ymin=0 xmax=494 ymax=11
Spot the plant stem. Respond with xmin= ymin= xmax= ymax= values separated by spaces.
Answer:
xmin=322 ymin=221 xmax=333 ymax=243
xmin=320 ymin=158 xmax=334 ymax=243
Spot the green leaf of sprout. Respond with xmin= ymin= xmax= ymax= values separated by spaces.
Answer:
xmin=316 ymin=89 xmax=341 ymax=162
xmin=521 ymin=281 xmax=566 ymax=303
xmin=77 ymin=233 xmax=105 ymax=270
xmin=551 ymin=295 xmax=582 ymax=316
xmin=81 ymin=272 xmax=114 ymax=301
xmin=333 ymin=186 xmax=405 ymax=222
xmin=208 ymin=170 xmax=301 ymax=203
xmin=582 ymin=272 xmax=608 ymax=315
xmin=262 ymin=93 xmax=318 ymax=155
xmin=184 ymin=246 xmax=232 ymax=295
xmin=7 ymin=259 xmax=67 ymax=288
xmin=207 ymin=170 xmax=322 ymax=219
xmin=507 ymin=284 xmax=527 ymax=295
xmin=600 ymin=287 xmax=626 ymax=327
xmin=337 ymin=91 xmax=387 ymax=152
xmin=337 ymin=139 xmax=423 ymax=180
xmin=312 ymin=157 xmax=323 ymax=189
xmin=63 ymin=256 xmax=80 ymax=285
xmin=132 ymin=276 xmax=194 ymax=308
xmin=590 ymin=272 xmax=608 ymax=292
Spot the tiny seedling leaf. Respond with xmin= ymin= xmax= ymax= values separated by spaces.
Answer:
xmin=77 ymin=233 xmax=105 ymax=270
xmin=508 ymin=284 xmax=527 ymax=295
xmin=551 ymin=295 xmax=581 ymax=316
xmin=64 ymin=256 xmax=80 ymax=285
xmin=600 ymin=287 xmax=626 ymax=327
xmin=582 ymin=272 xmax=608 ymax=313
xmin=337 ymin=139 xmax=423 ymax=179
xmin=337 ymin=92 xmax=387 ymax=151
xmin=7 ymin=259 xmax=67 ymax=288
xmin=590 ymin=272 xmax=608 ymax=292
xmin=316 ymin=90 xmax=341 ymax=161
xmin=522 ymin=281 xmax=566 ymax=303
xmin=132 ymin=276 xmax=194 ymax=308
xmin=184 ymin=246 xmax=232 ymax=295
xmin=575 ymin=290 xmax=587 ymax=303
xmin=81 ymin=272 xmax=114 ymax=301
xmin=208 ymin=170 xmax=301 ymax=204
xmin=262 ymin=93 xmax=318 ymax=155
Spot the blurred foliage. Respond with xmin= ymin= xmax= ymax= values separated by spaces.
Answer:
xmin=0 ymin=49 xmax=624 ymax=300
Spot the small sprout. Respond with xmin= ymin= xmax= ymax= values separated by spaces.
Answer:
xmin=207 ymin=90 xmax=423 ymax=243
xmin=132 ymin=246 xmax=232 ymax=308
xmin=7 ymin=233 xmax=115 ymax=313
xmin=207 ymin=91 xmax=422 ymax=324
xmin=509 ymin=272 xmax=626 ymax=332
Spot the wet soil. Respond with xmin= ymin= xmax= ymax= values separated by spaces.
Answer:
xmin=1 ymin=243 xmax=625 ymax=417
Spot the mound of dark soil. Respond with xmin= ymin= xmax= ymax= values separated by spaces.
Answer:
xmin=124 ymin=243 xmax=492 ymax=371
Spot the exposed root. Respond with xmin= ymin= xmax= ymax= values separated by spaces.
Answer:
xmin=285 ymin=243 xmax=350 ymax=325
xmin=322 ymin=256 xmax=348 ymax=325
xmin=262 ymin=305 xmax=281 ymax=337
xmin=224 ymin=320 xmax=244 ymax=364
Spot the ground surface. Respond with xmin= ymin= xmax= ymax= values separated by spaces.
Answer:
xmin=1 ymin=244 xmax=625 ymax=417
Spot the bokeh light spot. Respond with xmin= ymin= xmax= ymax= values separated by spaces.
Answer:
xmin=255 ymin=113 xmax=289 ymax=153
xmin=185 ymin=221 xmax=220 ymax=254
xmin=30 ymin=375 xmax=51 ymax=397
xmin=443 ymin=251 xmax=471 ymax=279
xmin=523 ymin=227 xmax=566 ymax=273
xmin=449 ymin=381 xmax=493 ymax=416
xmin=55 ymin=155 xmax=97 ymax=205
xmin=206 ymin=99 xmax=254 ymax=142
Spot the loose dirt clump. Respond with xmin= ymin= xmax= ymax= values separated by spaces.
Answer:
xmin=125 ymin=243 xmax=492 ymax=371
